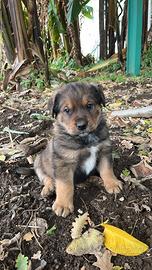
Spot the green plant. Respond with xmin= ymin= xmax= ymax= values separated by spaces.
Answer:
xmin=20 ymin=70 xmax=45 ymax=90
xmin=0 ymin=73 xmax=3 ymax=81
xmin=142 ymin=45 xmax=152 ymax=68
xmin=35 ymin=78 xmax=45 ymax=89
xmin=20 ymin=78 xmax=31 ymax=89
xmin=106 ymin=62 xmax=121 ymax=73
xmin=49 ymin=53 xmax=79 ymax=70
xmin=15 ymin=253 xmax=28 ymax=270
xmin=46 ymin=225 xmax=57 ymax=236
xmin=122 ymin=168 xmax=130 ymax=177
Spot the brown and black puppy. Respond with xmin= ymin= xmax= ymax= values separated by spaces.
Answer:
xmin=34 ymin=82 xmax=122 ymax=217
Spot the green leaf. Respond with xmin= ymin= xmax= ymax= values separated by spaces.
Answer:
xmin=48 ymin=0 xmax=65 ymax=33
xmin=67 ymin=0 xmax=91 ymax=25
xmin=81 ymin=5 xmax=93 ymax=19
xmin=147 ymin=127 xmax=152 ymax=133
xmin=30 ymin=113 xmax=51 ymax=121
xmin=122 ymin=168 xmax=130 ymax=177
xmin=15 ymin=254 xmax=28 ymax=270
xmin=46 ymin=225 xmax=57 ymax=236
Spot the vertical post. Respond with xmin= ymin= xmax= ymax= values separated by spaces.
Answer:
xmin=126 ymin=0 xmax=143 ymax=76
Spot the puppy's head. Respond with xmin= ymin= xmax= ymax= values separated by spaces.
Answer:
xmin=48 ymin=82 xmax=105 ymax=136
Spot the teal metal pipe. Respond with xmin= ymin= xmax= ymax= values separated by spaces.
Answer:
xmin=126 ymin=0 xmax=143 ymax=76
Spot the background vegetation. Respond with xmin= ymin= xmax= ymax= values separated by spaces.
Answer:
xmin=0 ymin=0 xmax=152 ymax=90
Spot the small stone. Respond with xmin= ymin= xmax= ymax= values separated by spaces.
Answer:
xmin=119 ymin=196 xmax=125 ymax=202
xmin=78 ymin=209 xmax=83 ymax=214
xmin=124 ymin=262 xmax=131 ymax=270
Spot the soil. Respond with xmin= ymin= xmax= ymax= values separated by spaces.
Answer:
xmin=0 ymin=81 xmax=152 ymax=270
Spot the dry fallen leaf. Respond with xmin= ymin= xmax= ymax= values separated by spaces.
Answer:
xmin=23 ymin=232 xmax=34 ymax=242
xmin=71 ymin=212 xmax=89 ymax=239
xmin=130 ymin=160 xmax=152 ymax=179
xmin=0 ymin=233 xmax=21 ymax=261
xmin=121 ymin=140 xmax=133 ymax=150
xmin=66 ymin=229 xmax=103 ymax=256
xmin=101 ymin=223 xmax=148 ymax=256
xmin=30 ymin=217 xmax=48 ymax=237
xmin=31 ymin=250 xmax=41 ymax=260
xmin=108 ymin=116 xmax=129 ymax=128
xmin=121 ymin=135 xmax=149 ymax=145
xmin=93 ymin=249 xmax=113 ymax=270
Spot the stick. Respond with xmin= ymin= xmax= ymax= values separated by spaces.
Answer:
xmin=111 ymin=105 xmax=152 ymax=118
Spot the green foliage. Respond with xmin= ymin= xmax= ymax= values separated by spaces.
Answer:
xmin=106 ymin=62 xmax=121 ymax=73
xmin=15 ymin=253 xmax=28 ymax=270
xmin=67 ymin=0 xmax=91 ymax=24
xmin=142 ymin=45 xmax=152 ymax=68
xmin=46 ymin=225 xmax=57 ymax=236
xmin=48 ymin=0 xmax=65 ymax=44
xmin=122 ymin=168 xmax=130 ymax=177
xmin=0 ymin=73 xmax=4 ymax=81
xmin=20 ymin=70 xmax=45 ymax=90
xmin=35 ymin=77 xmax=45 ymax=89
xmin=50 ymin=53 xmax=79 ymax=70
xmin=81 ymin=5 xmax=93 ymax=19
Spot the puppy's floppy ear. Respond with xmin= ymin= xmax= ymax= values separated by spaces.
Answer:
xmin=48 ymin=91 xmax=61 ymax=118
xmin=91 ymin=84 xmax=106 ymax=106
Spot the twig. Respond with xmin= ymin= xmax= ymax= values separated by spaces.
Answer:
xmin=111 ymin=105 xmax=152 ymax=118
xmin=2 ymin=105 xmax=20 ymax=112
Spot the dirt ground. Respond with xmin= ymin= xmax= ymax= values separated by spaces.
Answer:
xmin=0 ymin=80 xmax=152 ymax=270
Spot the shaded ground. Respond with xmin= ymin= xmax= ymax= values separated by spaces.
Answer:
xmin=0 ymin=80 xmax=152 ymax=270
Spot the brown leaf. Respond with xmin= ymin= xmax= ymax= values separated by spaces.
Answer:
xmin=93 ymin=250 xmax=113 ymax=270
xmin=121 ymin=140 xmax=133 ymax=150
xmin=108 ymin=116 xmax=129 ymax=128
xmin=23 ymin=232 xmax=34 ymax=242
xmin=130 ymin=160 xmax=152 ymax=179
xmin=30 ymin=217 xmax=48 ymax=237
xmin=31 ymin=250 xmax=41 ymax=260
xmin=121 ymin=135 xmax=149 ymax=145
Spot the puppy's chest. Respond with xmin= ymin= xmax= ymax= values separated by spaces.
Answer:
xmin=81 ymin=146 xmax=99 ymax=175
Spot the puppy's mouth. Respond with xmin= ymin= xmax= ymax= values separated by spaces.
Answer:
xmin=78 ymin=131 xmax=89 ymax=137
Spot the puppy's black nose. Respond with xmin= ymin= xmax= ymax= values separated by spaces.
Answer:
xmin=76 ymin=119 xmax=88 ymax=130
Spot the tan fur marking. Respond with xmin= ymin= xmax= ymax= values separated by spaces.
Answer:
xmin=52 ymin=179 xmax=74 ymax=217
xmin=98 ymin=157 xmax=122 ymax=194
xmin=41 ymin=176 xmax=54 ymax=197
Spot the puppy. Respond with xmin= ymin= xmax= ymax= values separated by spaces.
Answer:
xmin=34 ymin=82 xmax=122 ymax=217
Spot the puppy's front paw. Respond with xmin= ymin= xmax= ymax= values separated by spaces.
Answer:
xmin=41 ymin=185 xmax=54 ymax=197
xmin=52 ymin=200 xmax=74 ymax=218
xmin=104 ymin=178 xmax=122 ymax=194
xmin=40 ymin=177 xmax=54 ymax=197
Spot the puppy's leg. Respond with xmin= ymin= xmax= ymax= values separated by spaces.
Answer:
xmin=34 ymin=156 xmax=54 ymax=197
xmin=52 ymin=170 xmax=74 ymax=218
xmin=97 ymin=155 xmax=122 ymax=194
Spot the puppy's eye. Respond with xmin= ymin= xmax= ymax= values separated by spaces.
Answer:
xmin=64 ymin=106 xmax=72 ymax=114
xmin=87 ymin=103 xmax=94 ymax=111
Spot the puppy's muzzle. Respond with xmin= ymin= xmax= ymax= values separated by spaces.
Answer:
xmin=76 ymin=118 xmax=88 ymax=131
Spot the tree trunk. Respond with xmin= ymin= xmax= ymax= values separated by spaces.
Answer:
xmin=115 ymin=1 xmax=123 ymax=64
xmin=142 ymin=0 xmax=148 ymax=49
xmin=121 ymin=0 xmax=127 ymax=49
xmin=108 ymin=0 xmax=115 ymax=57
xmin=8 ymin=0 xmax=30 ymax=62
xmin=105 ymin=0 xmax=108 ymax=58
xmin=26 ymin=0 xmax=45 ymax=62
xmin=68 ymin=20 xmax=82 ymax=65
xmin=58 ymin=0 xmax=72 ymax=54
xmin=1 ymin=0 xmax=15 ymax=63
xmin=99 ymin=0 xmax=106 ymax=59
